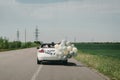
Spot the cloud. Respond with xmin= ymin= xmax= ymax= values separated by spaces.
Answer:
xmin=0 ymin=0 xmax=120 ymax=28
xmin=1 ymin=0 xmax=120 ymax=19
xmin=0 ymin=0 xmax=120 ymax=26
xmin=30 ymin=6 xmax=54 ymax=20
xmin=0 ymin=0 xmax=17 ymax=5
xmin=0 ymin=0 xmax=120 ymax=42
xmin=16 ymin=0 xmax=80 ymax=4
xmin=16 ymin=0 xmax=66 ymax=4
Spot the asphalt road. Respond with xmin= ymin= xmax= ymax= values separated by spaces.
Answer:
xmin=0 ymin=48 xmax=108 ymax=80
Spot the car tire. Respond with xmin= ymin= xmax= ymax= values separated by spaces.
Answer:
xmin=37 ymin=58 xmax=42 ymax=64
xmin=63 ymin=60 xmax=68 ymax=64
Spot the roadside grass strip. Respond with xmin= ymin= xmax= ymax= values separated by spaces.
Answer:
xmin=75 ymin=50 xmax=120 ymax=80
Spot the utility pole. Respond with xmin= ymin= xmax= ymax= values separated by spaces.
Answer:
xmin=74 ymin=37 xmax=76 ymax=43
xmin=17 ymin=29 xmax=19 ymax=41
xmin=25 ymin=29 xmax=26 ymax=43
xmin=35 ymin=26 xmax=39 ymax=41
xmin=65 ymin=36 xmax=68 ymax=41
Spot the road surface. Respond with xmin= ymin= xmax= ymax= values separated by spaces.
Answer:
xmin=0 ymin=48 xmax=108 ymax=80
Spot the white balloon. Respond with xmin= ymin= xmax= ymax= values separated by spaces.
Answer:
xmin=60 ymin=40 xmax=66 ymax=46
xmin=70 ymin=51 xmax=74 ymax=55
xmin=71 ymin=44 xmax=74 ymax=47
xmin=57 ymin=46 xmax=62 ymax=51
xmin=62 ymin=46 xmax=67 ymax=50
xmin=66 ymin=41 xmax=71 ymax=46
xmin=67 ymin=46 xmax=72 ymax=52
xmin=55 ymin=44 xmax=59 ymax=49
xmin=63 ymin=56 xmax=67 ymax=59
xmin=72 ymin=47 xmax=78 ymax=53
xmin=55 ymin=40 xmax=78 ymax=59
xmin=70 ymin=51 xmax=77 ymax=56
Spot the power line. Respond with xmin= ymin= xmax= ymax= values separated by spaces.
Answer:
xmin=35 ymin=26 xmax=39 ymax=41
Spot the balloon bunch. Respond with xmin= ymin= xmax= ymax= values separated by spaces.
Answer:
xmin=54 ymin=40 xmax=78 ymax=59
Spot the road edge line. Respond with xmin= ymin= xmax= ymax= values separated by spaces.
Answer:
xmin=31 ymin=65 xmax=43 ymax=80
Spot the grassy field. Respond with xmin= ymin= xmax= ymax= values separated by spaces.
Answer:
xmin=74 ymin=43 xmax=120 ymax=80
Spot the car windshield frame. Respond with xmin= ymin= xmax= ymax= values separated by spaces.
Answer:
xmin=41 ymin=43 xmax=55 ymax=48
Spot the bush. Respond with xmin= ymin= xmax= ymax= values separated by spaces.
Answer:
xmin=0 ymin=37 xmax=9 ymax=49
xmin=8 ymin=41 xmax=21 ymax=49
xmin=0 ymin=37 xmax=38 ymax=51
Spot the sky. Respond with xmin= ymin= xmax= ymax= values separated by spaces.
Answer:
xmin=0 ymin=0 xmax=120 ymax=42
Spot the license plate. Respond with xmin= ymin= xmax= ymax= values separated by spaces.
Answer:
xmin=45 ymin=50 xmax=55 ymax=55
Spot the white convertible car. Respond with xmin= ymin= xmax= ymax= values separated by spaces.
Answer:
xmin=37 ymin=43 xmax=68 ymax=64
xmin=37 ymin=40 xmax=78 ymax=64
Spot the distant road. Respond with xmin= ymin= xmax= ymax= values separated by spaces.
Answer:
xmin=0 ymin=48 xmax=108 ymax=80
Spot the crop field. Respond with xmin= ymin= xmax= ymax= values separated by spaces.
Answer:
xmin=74 ymin=43 xmax=120 ymax=80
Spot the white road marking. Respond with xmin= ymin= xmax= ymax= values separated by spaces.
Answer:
xmin=31 ymin=65 xmax=43 ymax=80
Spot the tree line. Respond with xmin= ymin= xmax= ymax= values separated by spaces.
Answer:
xmin=74 ymin=42 xmax=120 ymax=50
xmin=0 ymin=37 xmax=39 ymax=51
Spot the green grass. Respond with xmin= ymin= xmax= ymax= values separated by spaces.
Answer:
xmin=74 ymin=43 xmax=120 ymax=80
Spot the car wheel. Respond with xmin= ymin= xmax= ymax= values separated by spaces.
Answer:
xmin=37 ymin=58 xmax=42 ymax=64
xmin=63 ymin=60 xmax=68 ymax=64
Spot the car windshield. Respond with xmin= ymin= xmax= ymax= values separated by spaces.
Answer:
xmin=41 ymin=44 xmax=55 ymax=48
